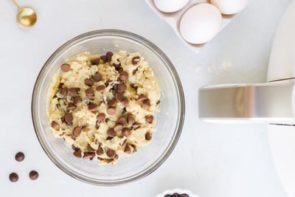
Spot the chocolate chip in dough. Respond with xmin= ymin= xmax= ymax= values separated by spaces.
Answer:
xmin=117 ymin=83 xmax=127 ymax=93
xmin=120 ymin=97 xmax=129 ymax=107
xmin=29 ymin=170 xmax=39 ymax=180
xmin=97 ymin=113 xmax=106 ymax=123
xmin=83 ymin=152 xmax=95 ymax=160
xmin=84 ymin=78 xmax=94 ymax=86
xmin=68 ymin=87 xmax=80 ymax=97
xmin=51 ymin=121 xmax=60 ymax=130
xmin=72 ymin=126 xmax=82 ymax=138
xmin=96 ymin=85 xmax=106 ymax=92
xmin=122 ymin=128 xmax=131 ymax=137
xmin=118 ymin=71 xmax=128 ymax=81
xmin=107 ymin=107 xmax=116 ymax=115
xmin=117 ymin=116 xmax=127 ymax=125
xmin=106 ymin=148 xmax=116 ymax=158
xmin=92 ymin=72 xmax=102 ymax=82
xmin=90 ymin=57 xmax=100 ymax=65
xmin=67 ymin=103 xmax=76 ymax=111
xmin=72 ymin=96 xmax=82 ymax=105
xmin=64 ymin=112 xmax=73 ymax=125
xmin=105 ymin=51 xmax=113 ymax=62
xmin=60 ymin=63 xmax=71 ymax=72
xmin=88 ymin=102 xmax=97 ymax=111
xmin=113 ymin=63 xmax=122 ymax=71
xmin=107 ymin=98 xmax=117 ymax=107
xmin=131 ymin=56 xmax=140 ymax=65
xmin=145 ymin=132 xmax=152 ymax=141
xmin=100 ymin=55 xmax=107 ymax=63
xmin=114 ymin=124 xmax=123 ymax=132
xmin=9 ymin=172 xmax=19 ymax=182
xmin=124 ymin=144 xmax=132 ymax=154
xmin=73 ymin=148 xmax=82 ymax=158
xmin=96 ymin=146 xmax=104 ymax=155
xmin=127 ymin=113 xmax=135 ymax=125
xmin=145 ymin=115 xmax=154 ymax=124
xmin=15 ymin=152 xmax=25 ymax=162
xmin=85 ymin=88 xmax=95 ymax=99
xmin=107 ymin=128 xmax=116 ymax=138
xmin=59 ymin=87 xmax=68 ymax=96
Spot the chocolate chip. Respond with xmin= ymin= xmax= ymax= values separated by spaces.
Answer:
xmin=87 ymin=144 xmax=95 ymax=152
xmin=107 ymin=107 xmax=116 ymax=115
xmin=90 ymin=57 xmax=100 ymax=65
xmin=15 ymin=152 xmax=25 ymax=162
xmin=132 ymin=67 xmax=139 ymax=75
xmin=106 ymin=136 xmax=113 ymax=141
xmin=97 ymin=113 xmax=106 ymax=123
xmin=145 ymin=115 xmax=154 ymax=124
xmin=131 ymin=56 xmax=140 ymax=65
xmin=107 ymin=98 xmax=117 ymax=107
xmin=122 ymin=128 xmax=131 ymax=137
xmin=120 ymin=97 xmax=129 ymax=107
xmin=9 ymin=172 xmax=18 ymax=182
xmin=85 ymin=88 xmax=95 ymax=99
xmin=145 ymin=132 xmax=152 ymax=141
xmin=96 ymin=146 xmax=104 ymax=155
xmin=106 ymin=148 xmax=116 ymax=158
xmin=124 ymin=144 xmax=132 ymax=153
xmin=100 ymin=55 xmax=107 ymax=63
xmin=115 ymin=92 xmax=125 ymax=101
xmin=67 ymin=103 xmax=76 ymax=111
xmin=83 ymin=152 xmax=95 ymax=160
xmin=59 ymin=87 xmax=68 ymax=96
xmin=105 ymin=51 xmax=113 ymax=62
xmin=127 ymin=113 xmax=135 ymax=125
xmin=113 ymin=63 xmax=122 ymax=71
xmin=68 ymin=87 xmax=80 ymax=97
xmin=64 ymin=113 xmax=73 ymax=125
xmin=142 ymin=99 xmax=151 ymax=108
xmin=137 ymin=94 xmax=148 ymax=102
xmin=117 ymin=83 xmax=127 ymax=93
xmin=105 ymin=79 xmax=112 ymax=87
xmin=88 ymin=102 xmax=97 ymax=111
xmin=156 ymin=100 xmax=160 ymax=105
xmin=29 ymin=170 xmax=39 ymax=180
xmin=72 ymin=96 xmax=82 ymax=105
xmin=96 ymin=85 xmax=106 ymax=92
xmin=92 ymin=72 xmax=102 ymax=82
xmin=51 ymin=121 xmax=60 ymax=130
xmin=84 ymin=78 xmax=94 ymax=86
xmin=73 ymin=148 xmax=82 ymax=158
xmin=117 ymin=116 xmax=127 ymax=125
xmin=119 ymin=71 xmax=129 ymax=81
xmin=72 ymin=126 xmax=82 ymax=138
xmin=60 ymin=63 xmax=71 ymax=72
xmin=114 ymin=124 xmax=123 ymax=132
xmin=107 ymin=128 xmax=116 ymax=138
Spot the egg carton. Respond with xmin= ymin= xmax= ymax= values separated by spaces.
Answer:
xmin=145 ymin=0 xmax=247 ymax=53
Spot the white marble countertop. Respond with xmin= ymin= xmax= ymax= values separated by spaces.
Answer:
xmin=0 ymin=0 xmax=291 ymax=196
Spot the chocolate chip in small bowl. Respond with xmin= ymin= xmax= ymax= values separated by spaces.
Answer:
xmin=29 ymin=170 xmax=39 ymax=181
xmin=15 ymin=152 xmax=25 ymax=162
xmin=9 ymin=172 xmax=19 ymax=182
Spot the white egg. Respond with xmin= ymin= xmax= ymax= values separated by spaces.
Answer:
xmin=211 ymin=0 xmax=249 ymax=15
xmin=154 ymin=0 xmax=189 ymax=13
xmin=180 ymin=3 xmax=222 ymax=45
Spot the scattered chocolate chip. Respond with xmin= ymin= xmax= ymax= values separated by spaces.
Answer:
xmin=106 ymin=148 xmax=116 ymax=158
xmin=107 ymin=98 xmax=117 ymax=107
xmin=85 ymin=88 xmax=95 ymax=99
xmin=124 ymin=144 xmax=132 ymax=153
xmin=90 ymin=57 xmax=100 ymax=65
xmin=117 ymin=116 xmax=127 ymax=125
xmin=73 ymin=148 xmax=82 ymax=158
xmin=132 ymin=122 xmax=141 ymax=130
xmin=51 ymin=121 xmax=60 ymax=130
xmin=84 ymin=78 xmax=94 ymax=86
xmin=60 ymin=63 xmax=71 ymax=72
xmin=92 ymin=72 xmax=102 ymax=82
xmin=122 ymin=128 xmax=131 ymax=137
xmin=145 ymin=115 xmax=154 ymax=124
xmin=120 ymin=97 xmax=129 ymax=107
xmin=114 ymin=124 xmax=123 ymax=132
xmin=145 ymin=132 xmax=152 ymax=141
xmin=156 ymin=100 xmax=160 ymax=105
xmin=106 ymin=136 xmax=113 ymax=141
xmin=127 ymin=113 xmax=135 ymax=125
xmin=29 ymin=170 xmax=39 ymax=180
xmin=113 ymin=63 xmax=122 ymax=71
xmin=68 ymin=87 xmax=80 ymax=97
xmin=9 ymin=172 xmax=18 ymax=182
xmin=137 ymin=94 xmax=148 ymax=102
xmin=15 ymin=152 xmax=25 ymax=162
xmin=64 ymin=112 xmax=73 ymax=125
xmin=59 ymin=87 xmax=68 ymax=96
xmin=87 ymin=144 xmax=96 ymax=152
xmin=96 ymin=85 xmax=106 ymax=92
xmin=67 ymin=103 xmax=76 ymax=111
xmin=119 ymin=71 xmax=128 ymax=81
xmin=115 ymin=92 xmax=125 ymax=101
xmin=105 ymin=51 xmax=113 ymax=62
xmin=142 ymin=99 xmax=151 ymax=108
xmin=100 ymin=55 xmax=107 ymax=63
xmin=107 ymin=107 xmax=116 ymax=115
xmin=105 ymin=79 xmax=112 ymax=87
xmin=83 ymin=152 xmax=95 ymax=160
xmin=117 ymin=83 xmax=127 ymax=93
xmin=97 ymin=113 xmax=106 ymax=123
xmin=107 ymin=128 xmax=116 ymax=138
xmin=72 ymin=126 xmax=82 ymax=138
xmin=72 ymin=96 xmax=82 ymax=105
xmin=96 ymin=146 xmax=104 ymax=155
xmin=131 ymin=56 xmax=140 ymax=65
xmin=130 ymin=83 xmax=138 ymax=91
xmin=88 ymin=102 xmax=97 ymax=111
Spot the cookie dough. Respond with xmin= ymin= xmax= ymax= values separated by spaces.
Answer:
xmin=48 ymin=51 xmax=160 ymax=164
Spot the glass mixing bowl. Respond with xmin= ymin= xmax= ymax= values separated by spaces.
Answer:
xmin=32 ymin=29 xmax=185 ymax=185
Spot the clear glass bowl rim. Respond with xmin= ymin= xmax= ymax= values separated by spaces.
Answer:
xmin=31 ymin=29 xmax=185 ymax=185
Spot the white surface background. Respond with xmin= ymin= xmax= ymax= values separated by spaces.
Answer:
xmin=0 ymin=0 xmax=291 ymax=196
